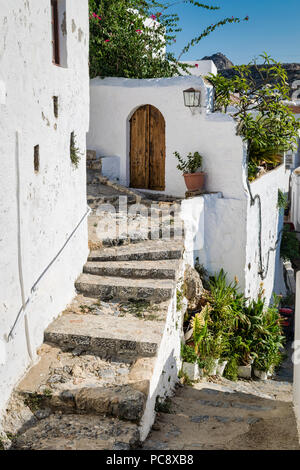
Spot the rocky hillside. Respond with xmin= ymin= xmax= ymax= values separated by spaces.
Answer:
xmin=201 ymin=52 xmax=234 ymax=70
xmin=203 ymin=53 xmax=300 ymax=97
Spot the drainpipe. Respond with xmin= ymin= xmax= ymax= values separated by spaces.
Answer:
xmin=15 ymin=130 xmax=34 ymax=362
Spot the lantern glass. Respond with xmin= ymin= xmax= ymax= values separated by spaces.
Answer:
xmin=183 ymin=88 xmax=201 ymax=107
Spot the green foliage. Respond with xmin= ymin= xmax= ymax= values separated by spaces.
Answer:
xmin=178 ymin=369 xmax=193 ymax=386
xmin=155 ymin=396 xmax=173 ymax=413
xmin=277 ymin=189 xmax=288 ymax=212
xmin=174 ymin=151 xmax=203 ymax=174
xmin=224 ymin=356 xmax=239 ymax=381
xmin=251 ymin=297 xmax=285 ymax=372
xmin=70 ymin=133 xmax=81 ymax=168
xmin=24 ymin=390 xmax=52 ymax=412
xmin=181 ymin=343 xmax=198 ymax=364
xmin=207 ymin=53 xmax=300 ymax=180
xmin=182 ymin=268 xmax=285 ymax=378
xmin=247 ymin=160 xmax=260 ymax=182
xmin=194 ymin=258 xmax=210 ymax=289
xmin=279 ymin=293 xmax=295 ymax=307
xmin=280 ymin=225 xmax=299 ymax=261
xmin=176 ymin=287 xmax=184 ymax=311
xmin=89 ymin=0 xmax=248 ymax=79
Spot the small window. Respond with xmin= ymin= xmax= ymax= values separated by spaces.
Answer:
xmin=53 ymin=96 xmax=58 ymax=117
xmin=51 ymin=0 xmax=60 ymax=65
xmin=34 ymin=145 xmax=40 ymax=172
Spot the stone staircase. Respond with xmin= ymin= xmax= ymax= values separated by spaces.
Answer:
xmin=4 ymin=233 xmax=186 ymax=450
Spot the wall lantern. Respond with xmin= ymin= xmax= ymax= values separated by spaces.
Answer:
xmin=183 ymin=88 xmax=201 ymax=107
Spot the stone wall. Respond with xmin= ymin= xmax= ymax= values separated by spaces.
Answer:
xmin=0 ymin=0 xmax=89 ymax=417
xmin=294 ymin=271 xmax=300 ymax=433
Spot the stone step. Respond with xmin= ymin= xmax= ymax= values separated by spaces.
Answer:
xmin=83 ymin=259 xmax=179 ymax=280
xmin=100 ymin=229 xmax=185 ymax=247
xmin=88 ymin=239 xmax=184 ymax=262
xmin=17 ymin=344 xmax=154 ymax=423
xmin=20 ymin=384 xmax=147 ymax=423
xmin=44 ymin=311 xmax=166 ymax=360
xmin=75 ymin=273 xmax=175 ymax=302
xmin=11 ymin=414 xmax=140 ymax=450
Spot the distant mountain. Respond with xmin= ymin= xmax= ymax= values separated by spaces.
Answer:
xmin=202 ymin=52 xmax=300 ymax=98
xmin=201 ymin=52 xmax=234 ymax=70
xmin=220 ymin=63 xmax=300 ymax=98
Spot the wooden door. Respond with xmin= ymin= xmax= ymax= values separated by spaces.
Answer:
xmin=130 ymin=105 xmax=165 ymax=190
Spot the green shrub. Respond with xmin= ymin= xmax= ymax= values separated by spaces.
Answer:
xmin=181 ymin=344 xmax=198 ymax=364
xmin=174 ymin=151 xmax=203 ymax=174
xmin=280 ymin=225 xmax=299 ymax=261
xmin=183 ymin=268 xmax=285 ymax=379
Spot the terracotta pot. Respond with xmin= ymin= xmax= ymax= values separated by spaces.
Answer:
xmin=183 ymin=172 xmax=205 ymax=191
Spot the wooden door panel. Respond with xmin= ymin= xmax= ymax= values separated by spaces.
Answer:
xmin=130 ymin=105 xmax=149 ymax=189
xmin=149 ymin=106 xmax=165 ymax=190
xmin=130 ymin=105 xmax=165 ymax=191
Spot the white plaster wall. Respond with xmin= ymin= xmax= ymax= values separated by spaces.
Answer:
xmin=181 ymin=193 xmax=248 ymax=288
xmin=139 ymin=266 xmax=185 ymax=441
xmin=0 ymin=0 xmax=89 ymax=417
xmin=245 ymin=165 xmax=290 ymax=304
xmin=291 ymin=169 xmax=300 ymax=232
xmin=180 ymin=60 xmax=217 ymax=77
xmin=294 ymin=271 xmax=300 ymax=434
xmin=87 ymin=76 xmax=245 ymax=199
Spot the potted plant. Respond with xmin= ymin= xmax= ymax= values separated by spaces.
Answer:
xmin=181 ymin=344 xmax=200 ymax=380
xmin=251 ymin=296 xmax=285 ymax=380
xmin=231 ymin=335 xmax=254 ymax=379
xmin=174 ymin=151 xmax=205 ymax=191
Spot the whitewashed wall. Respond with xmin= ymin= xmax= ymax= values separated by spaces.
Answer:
xmin=0 ymin=0 xmax=89 ymax=417
xmin=181 ymin=167 xmax=289 ymax=304
xmin=88 ymin=76 xmax=289 ymax=304
xmin=291 ymin=168 xmax=300 ymax=233
xmin=87 ymin=76 xmax=245 ymax=199
xmin=294 ymin=271 xmax=300 ymax=433
xmin=245 ymin=165 xmax=290 ymax=303
xmin=180 ymin=60 xmax=217 ymax=77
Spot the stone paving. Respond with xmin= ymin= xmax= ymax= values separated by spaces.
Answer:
xmin=144 ymin=348 xmax=300 ymax=450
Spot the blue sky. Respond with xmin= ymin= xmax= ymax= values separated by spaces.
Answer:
xmin=165 ymin=0 xmax=300 ymax=64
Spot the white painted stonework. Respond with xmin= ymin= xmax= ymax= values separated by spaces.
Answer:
xmin=245 ymin=165 xmax=290 ymax=302
xmin=87 ymin=75 xmax=245 ymax=199
xmin=291 ymin=168 xmax=300 ymax=233
xmin=180 ymin=60 xmax=217 ymax=77
xmin=294 ymin=271 xmax=300 ymax=431
xmin=140 ymin=268 xmax=186 ymax=441
xmin=0 ymin=0 xmax=89 ymax=418
xmin=180 ymin=165 xmax=289 ymax=303
xmin=88 ymin=75 xmax=289 ymax=305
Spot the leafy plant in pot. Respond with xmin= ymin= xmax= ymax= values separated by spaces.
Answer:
xmin=174 ymin=151 xmax=205 ymax=191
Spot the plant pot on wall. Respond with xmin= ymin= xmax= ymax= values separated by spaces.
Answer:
xmin=216 ymin=360 xmax=228 ymax=377
xmin=253 ymin=367 xmax=273 ymax=381
xmin=173 ymin=151 xmax=205 ymax=192
xmin=237 ymin=364 xmax=252 ymax=379
xmin=183 ymin=172 xmax=205 ymax=191
xmin=182 ymin=362 xmax=200 ymax=381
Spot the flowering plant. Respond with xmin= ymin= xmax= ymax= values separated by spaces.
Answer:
xmin=89 ymin=0 xmax=249 ymax=79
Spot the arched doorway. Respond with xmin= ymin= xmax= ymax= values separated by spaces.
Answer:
xmin=130 ymin=105 xmax=165 ymax=191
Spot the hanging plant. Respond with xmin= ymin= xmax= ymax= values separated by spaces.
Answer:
xmin=70 ymin=132 xmax=81 ymax=168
